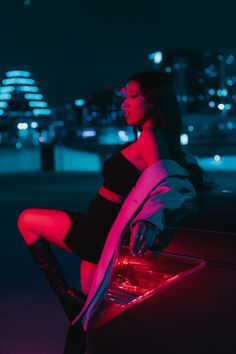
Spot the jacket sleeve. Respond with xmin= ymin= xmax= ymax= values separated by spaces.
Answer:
xmin=130 ymin=176 xmax=196 ymax=232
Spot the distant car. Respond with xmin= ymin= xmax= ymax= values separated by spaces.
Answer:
xmin=87 ymin=189 xmax=236 ymax=354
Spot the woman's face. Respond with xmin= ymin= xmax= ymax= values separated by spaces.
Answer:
xmin=121 ymin=80 xmax=155 ymax=127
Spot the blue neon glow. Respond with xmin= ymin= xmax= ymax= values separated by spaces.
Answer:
xmin=227 ymin=79 xmax=233 ymax=86
xmin=0 ymin=86 xmax=14 ymax=93
xmin=6 ymin=70 xmax=30 ymax=78
xmin=154 ymin=52 xmax=163 ymax=64
xmin=214 ymin=155 xmax=221 ymax=162
xmin=209 ymin=101 xmax=215 ymax=108
xmin=17 ymin=122 xmax=29 ymax=130
xmin=148 ymin=51 xmax=163 ymax=64
xmin=0 ymin=109 xmax=4 ymax=115
xmin=225 ymin=104 xmax=231 ymax=110
xmin=218 ymin=103 xmax=225 ymax=110
xmin=227 ymin=121 xmax=234 ymax=129
xmin=17 ymin=86 xmax=39 ymax=92
xmin=180 ymin=134 xmax=188 ymax=145
xmin=75 ymin=99 xmax=85 ymax=106
xmin=222 ymin=88 xmax=228 ymax=97
xmin=208 ymin=89 xmax=215 ymax=95
xmin=16 ymin=142 xmax=22 ymax=149
xmin=182 ymin=95 xmax=188 ymax=102
xmin=165 ymin=66 xmax=172 ymax=73
xmin=32 ymin=109 xmax=52 ymax=116
xmin=2 ymin=78 xmax=35 ymax=85
xmin=118 ymin=130 xmax=129 ymax=142
xmin=198 ymin=155 xmax=236 ymax=171
xmin=31 ymin=121 xmax=39 ymax=128
xmin=226 ymin=55 xmax=234 ymax=64
xmin=82 ymin=130 xmax=96 ymax=138
xmin=216 ymin=88 xmax=228 ymax=97
xmin=29 ymin=101 xmax=47 ymax=108
xmin=25 ymin=93 xmax=43 ymax=100
xmin=0 ymin=93 xmax=11 ymax=100
xmin=0 ymin=102 xmax=8 ymax=109
xmin=187 ymin=125 xmax=194 ymax=132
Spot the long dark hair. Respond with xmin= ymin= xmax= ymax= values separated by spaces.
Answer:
xmin=128 ymin=71 xmax=213 ymax=191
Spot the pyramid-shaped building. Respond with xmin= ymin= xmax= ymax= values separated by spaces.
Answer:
xmin=0 ymin=70 xmax=52 ymax=118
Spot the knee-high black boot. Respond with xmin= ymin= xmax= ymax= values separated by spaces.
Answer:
xmin=63 ymin=323 xmax=87 ymax=354
xmin=28 ymin=238 xmax=86 ymax=323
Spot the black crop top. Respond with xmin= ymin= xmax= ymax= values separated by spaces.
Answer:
xmin=88 ymin=143 xmax=141 ymax=216
xmin=102 ymin=144 xmax=141 ymax=197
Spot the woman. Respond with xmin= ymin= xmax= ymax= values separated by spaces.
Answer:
xmin=17 ymin=71 xmax=205 ymax=352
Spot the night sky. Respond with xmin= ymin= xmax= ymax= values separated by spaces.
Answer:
xmin=0 ymin=0 xmax=235 ymax=106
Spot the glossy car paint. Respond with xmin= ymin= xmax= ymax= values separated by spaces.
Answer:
xmin=87 ymin=190 xmax=236 ymax=354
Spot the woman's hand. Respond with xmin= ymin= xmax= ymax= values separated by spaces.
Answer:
xmin=130 ymin=221 xmax=158 ymax=256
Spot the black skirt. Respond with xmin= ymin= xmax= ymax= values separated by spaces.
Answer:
xmin=63 ymin=193 xmax=121 ymax=263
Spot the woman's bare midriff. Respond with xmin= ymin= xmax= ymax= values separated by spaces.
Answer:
xmin=98 ymin=185 xmax=125 ymax=204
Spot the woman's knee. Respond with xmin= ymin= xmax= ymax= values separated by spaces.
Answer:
xmin=17 ymin=208 xmax=37 ymax=231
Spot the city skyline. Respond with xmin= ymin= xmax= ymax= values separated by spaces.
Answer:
xmin=1 ymin=48 xmax=236 ymax=119
xmin=0 ymin=0 xmax=235 ymax=105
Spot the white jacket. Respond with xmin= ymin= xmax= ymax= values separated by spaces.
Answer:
xmin=72 ymin=159 xmax=196 ymax=330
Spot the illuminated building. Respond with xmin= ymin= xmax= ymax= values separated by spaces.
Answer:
xmin=148 ymin=49 xmax=202 ymax=114
xmin=0 ymin=70 xmax=54 ymax=146
xmin=0 ymin=70 xmax=52 ymax=118
xmin=200 ymin=51 xmax=236 ymax=115
xmin=83 ymin=86 xmax=124 ymax=127
xmin=148 ymin=49 xmax=236 ymax=116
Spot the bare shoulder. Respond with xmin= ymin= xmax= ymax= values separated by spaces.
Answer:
xmin=137 ymin=128 xmax=169 ymax=166
xmin=138 ymin=127 xmax=163 ymax=143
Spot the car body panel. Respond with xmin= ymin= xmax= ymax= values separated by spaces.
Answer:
xmin=87 ymin=190 xmax=236 ymax=354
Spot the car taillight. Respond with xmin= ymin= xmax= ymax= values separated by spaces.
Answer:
xmin=91 ymin=245 xmax=205 ymax=328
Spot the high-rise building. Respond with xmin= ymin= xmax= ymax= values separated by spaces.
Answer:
xmin=200 ymin=51 xmax=236 ymax=115
xmin=149 ymin=49 xmax=203 ymax=114
xmin=148 ymin=49 xmax=236 ymax=116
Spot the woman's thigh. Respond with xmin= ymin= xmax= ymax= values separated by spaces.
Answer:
xmin=17 ymin=208 xmax=73 ymax=252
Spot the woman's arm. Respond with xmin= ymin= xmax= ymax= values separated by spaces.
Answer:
xmin=129 ymin=176 xmax=196 ymax=255
xmin=129 ymin=128 xmax=169 ymax=255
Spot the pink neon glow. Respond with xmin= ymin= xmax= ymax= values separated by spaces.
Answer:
xmin=91 ymin=246 xmax=205 ymax=328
